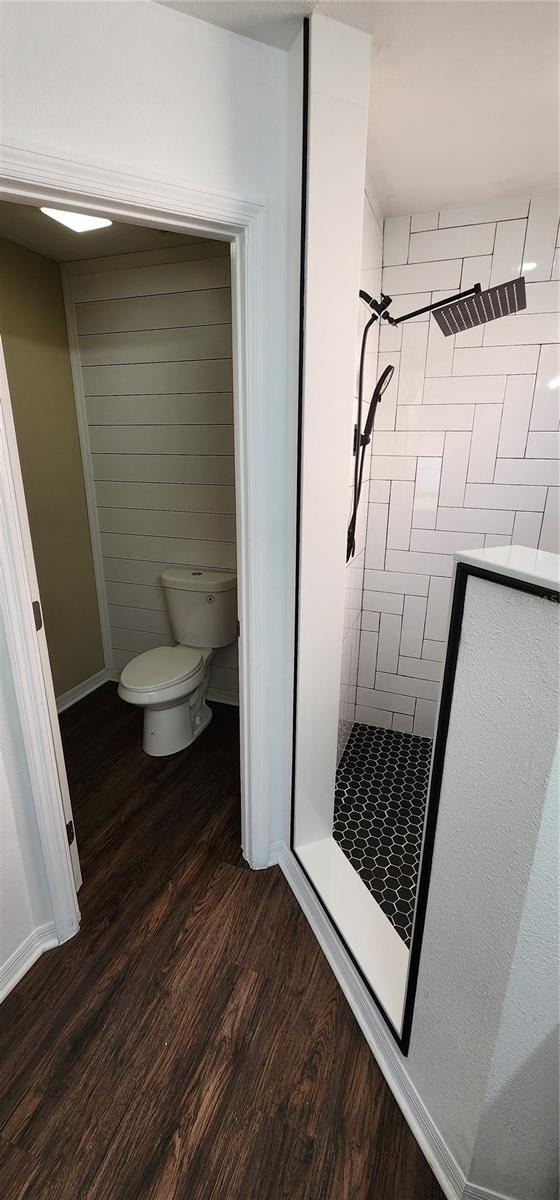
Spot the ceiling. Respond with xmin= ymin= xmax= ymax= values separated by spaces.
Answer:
xmin=158 ymin=0 xmax=559 ymax=216
xmin=0 ymin=200 xmax=203 ymax=261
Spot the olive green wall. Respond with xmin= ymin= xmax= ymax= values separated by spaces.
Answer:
xmin=0 ymin=235 xmax=103 ymax=696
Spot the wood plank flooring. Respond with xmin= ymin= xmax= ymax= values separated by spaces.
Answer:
xmin=0 ymin=684 xmax=444 ymax=1199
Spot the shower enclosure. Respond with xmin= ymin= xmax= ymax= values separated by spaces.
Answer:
xmin=292 ymin=178 xmax=422 ymax=1046
xmin=290 ymin=14 xmax=531 ymax=1052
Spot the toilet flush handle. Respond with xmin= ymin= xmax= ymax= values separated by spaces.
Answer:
xmin=207 ymin=594 xmax=215 ymax=604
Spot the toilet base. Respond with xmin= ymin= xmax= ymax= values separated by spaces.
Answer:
xmin=142 ymin=683 xmax=212 ymax=757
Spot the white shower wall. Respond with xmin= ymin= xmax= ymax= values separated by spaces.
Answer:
xmin=338 ymin=181 xmax=383 ymax=760
xmin=356 ymin=192 xmax=560 ymax=738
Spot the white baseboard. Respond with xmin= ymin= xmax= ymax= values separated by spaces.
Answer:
xmin=0 ymin=922 xmax=58 ymax=1003
xmin=207 ymin=688 xmax=239 ymax=707
xmin=56 ymin=668 xmax=109 ymax=713
xmin=278 ymin=846 xmax=514 ymax=1200
xmin=267 ymin=839 xmax=284 ymax=866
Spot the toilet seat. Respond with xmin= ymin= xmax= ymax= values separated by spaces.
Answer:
xmin=120 ymin=644 xmax=204 ymax=694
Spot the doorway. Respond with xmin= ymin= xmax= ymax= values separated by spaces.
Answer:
xmin=0 ymin=198 xmax=241 ymax=883
xmin=0 ymin=174 xmax=266 ymax=968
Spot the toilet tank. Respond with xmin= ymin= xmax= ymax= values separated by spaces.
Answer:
xmin=161 ymin=568 xmax=237 ymax=648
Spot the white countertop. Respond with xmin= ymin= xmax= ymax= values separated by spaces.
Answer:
xmin=455 ymin=545 xmax=560 ymax=594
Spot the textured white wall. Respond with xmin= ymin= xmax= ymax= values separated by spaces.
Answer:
xmin=407 ymin=571 xmax=559 ymax=1187
xmin=469 ymin=739 xmax=559 ymax=1199
xmin=338 ymin=180 xmax=383 ymax=761
xmin=357 ymin=193 xmax=560 ymax=738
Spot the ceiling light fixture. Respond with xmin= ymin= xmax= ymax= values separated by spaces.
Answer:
xmin=40 ymin=207 xmax=112 ymax=233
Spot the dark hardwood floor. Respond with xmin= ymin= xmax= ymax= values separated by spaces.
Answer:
xmin=0 ymin=684 xmax=444 ymax=1199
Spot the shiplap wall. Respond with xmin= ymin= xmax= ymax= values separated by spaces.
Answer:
xmin=67 ymin=241 xmax=238 ymax=702
xmin=356 ymin=192 xmax=560 ymax=737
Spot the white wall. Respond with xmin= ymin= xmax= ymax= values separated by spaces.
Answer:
xmin=357 ymin=193 xmax=560 ymax=737
xmin=0 ymin=603 xmax=52 ymax=998
xmin=338 ymin=179 xmax=383 ymax=761
xmin=0 ymin=0 xmax=295 ymax=848
xmin=293 ymin=14 xmax=371 ymax=846
xmin=68 ymin=241 xmax=239 ymax=702
xmin=408 ymin=568 xmax=559 ymax=1191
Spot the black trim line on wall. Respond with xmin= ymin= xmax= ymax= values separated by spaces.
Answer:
xmin=289 ymin=16 xmax=309 ymax=840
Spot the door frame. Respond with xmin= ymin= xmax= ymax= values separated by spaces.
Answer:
xmin=0 ymin=340 xmax=81 ymax=940
xmin=0 ymin=144 xmax=270 ymax=943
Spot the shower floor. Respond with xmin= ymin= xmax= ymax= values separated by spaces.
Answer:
xmin=333 ymin=723 xmax=433 ymax=947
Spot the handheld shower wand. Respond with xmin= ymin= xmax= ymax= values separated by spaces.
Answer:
xmin=347 ymin=362 xmax=395 ymax=563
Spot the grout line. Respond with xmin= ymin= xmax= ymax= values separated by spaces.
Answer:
xmin=519 ymin=206 xmax=530 ymax=276
xmin=74 ymin=260 xmax=230 ymax=286
xmin=75 ymin=278 xmax=231 ymax=302
xmin=84 ymin=356 xmax=233 ymax=367
xmin=103 ymin=552 xmax=237 ymax=564
xmin=97 ymin=505 xmax=235 ymax=515
xmin=68 ymin=240 xmax=219 ymax=266
xmin=535 ymin=497 xmax=546 ymax=548
xmin=86 ymin=392 xmax=234 ymax=398
xmin=74 ymin=276 xmax=231 ymax=304
xmin=524 ymin=352 xmax=541 ymax=455
xmin=101 ymin=532 xmax=236 ymax=545
xmin=86 ymin=389 xmax=234 ymax=398
xmin=93 ymin=452 xmax=234 ymax=457
xmin=493 ymin=381 xmax=508 ymax=478
xmin=437 ymin=211 xmax=530 ymax=232
xmin=95 ymin=479 xmax=234 ymax=486
xmin=89 ymin=424 xmax=235 ymax=429
xmin=79 ymin=319 xmax=232 ymax=338
xmin=101 ymin=531 xmax=235 ymax=544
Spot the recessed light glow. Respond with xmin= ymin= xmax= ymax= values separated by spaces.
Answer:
xmin=40 ymin=207 xmax=112 ymax=233
xmin=548 ymin=376 xmax=560 ymax=390
xmin=522 ymin=261 xmax=536 ymax=272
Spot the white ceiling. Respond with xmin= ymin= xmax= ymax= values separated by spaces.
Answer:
xmin=0 ymin=200 xmax=203 ymax=261
xmin=158 ymin=0 xmax=559 ymax=216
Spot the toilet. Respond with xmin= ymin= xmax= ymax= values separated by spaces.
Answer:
xmin=118 ymin=567 xmax=237 ymax=757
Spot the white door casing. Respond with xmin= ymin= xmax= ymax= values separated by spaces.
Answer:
xmin=0 ymin=145 xmax=273 ymax=948
xmin=0 ymin=337 xmax=81 ymax=939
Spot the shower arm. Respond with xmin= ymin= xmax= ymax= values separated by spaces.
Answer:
xmin=380 ymin=283 xmax=482 ymax=326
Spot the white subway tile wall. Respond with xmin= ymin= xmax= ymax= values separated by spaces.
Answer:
xmin=357 ymin=193 xmax=560 ymax=737
xmin=70 ymin=242 xmax=239 ymax=702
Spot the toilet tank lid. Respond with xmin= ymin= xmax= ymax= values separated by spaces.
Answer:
xmin=161 ymin=568 xmax=237 ymax=593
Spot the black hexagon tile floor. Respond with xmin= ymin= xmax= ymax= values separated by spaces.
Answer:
xmin=333 ymin=723 xmax=433 ymax=947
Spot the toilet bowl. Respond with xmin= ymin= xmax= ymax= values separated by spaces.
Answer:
xmin=118 ymin=568 xmax=237 ymax=757
xmin=118 ymin=644 xmax=214 ymax=756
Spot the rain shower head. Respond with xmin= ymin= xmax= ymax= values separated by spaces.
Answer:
xmin=432 ymin=277 xmax=526 ymax=337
